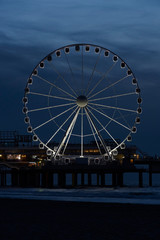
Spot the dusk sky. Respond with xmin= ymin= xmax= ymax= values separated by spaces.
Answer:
xmin=0 ymin=0 xmax=160 ymax=156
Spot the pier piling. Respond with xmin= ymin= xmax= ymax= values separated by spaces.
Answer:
xmin=139 ymin=171 xmax=143 ymax=187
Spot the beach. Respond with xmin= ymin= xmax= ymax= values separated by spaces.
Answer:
xmin=0 ymin=199 xmax=160 ymax=240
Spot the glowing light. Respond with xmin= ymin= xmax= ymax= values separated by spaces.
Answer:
xmin=7 ymin=154 xmax=21 ymax=160
xmin=130 ymin=159 xmax=134 ymax=163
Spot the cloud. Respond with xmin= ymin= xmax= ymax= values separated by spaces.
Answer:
xmin=0 ymin=0 xmax=160 ymax=155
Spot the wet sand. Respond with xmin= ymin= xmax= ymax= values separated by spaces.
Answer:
xmin=0 ymin=199 xmax=159 ymax=240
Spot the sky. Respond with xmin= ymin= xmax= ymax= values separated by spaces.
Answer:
xmin=0 ymin=0 xmax=160 ymax=156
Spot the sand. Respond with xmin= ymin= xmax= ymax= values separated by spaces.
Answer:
xmin=0 ymin=199 xmax=160 ymax=240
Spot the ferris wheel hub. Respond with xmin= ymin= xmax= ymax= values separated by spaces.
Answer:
xmin=76 ymin=95 xmax=88 ymax=107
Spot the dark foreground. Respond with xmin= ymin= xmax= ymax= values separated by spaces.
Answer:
xmin=0 ymin=199 xmax=160 ymax=240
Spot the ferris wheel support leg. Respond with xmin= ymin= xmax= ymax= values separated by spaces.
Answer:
xmin=85 ymin=108 xmax=111 ymax=160
xmin=62 ymin=114 xmax=77 ymax=155
xmin=54 ymin=108 xmax=80 ymax=159
xmin=86 ymin=110 xmax=102 ymax=155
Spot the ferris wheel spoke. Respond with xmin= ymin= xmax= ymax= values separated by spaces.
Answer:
xmin=62 ymin=110 xmax=78 ymax=155
xmin=28 ymin=102 xmax=75 ymax=113
xmin=89 ymin=102 xmax=137 ymax=113
xmin=117 ymin=109 xmax=132 ymax=129
xmin=87 ymin=62 xmax=116 ymax=98
xmin=33 ymin=105 xmax=76 ymax=131
xmin=85 ymin=108 xmax=110 ymax=156
xmin=89 ymin=92 xmax=136 ymax=102
xmin=36 ymin=75 xmax=76 ymax=99
xmin=63 ymin=50 xmax=78 ymax=95
xmin=29 ymin=91 xmax=75 ymax=101
xmin=54 ymin=108 xmax=80 ymax=158
xmin=90 ymin=105 xmax=115 ymax=129
xmin=88 ymin=105 xmax=131 ymax=131
xmin=71 ymin=61 xmax=106 ymax=79
xmin=114 ymin=112 xmax=135 ymax=121
xmin=81 ymin=108 xmax=84 ymax=157
xmin=81 ymin=45 xmax=84 ymax=95
xmin=85 ymin=108 xmax=102 ymax=154
xmin=88 ymin=75 xmax=129 ymax=100
xmin=45 ymin=107 xmax=78 ymax=146
xmin=87 ymin=107 xmax=119 ymax=146
xmin=85 ymin=49 xmax=102 ymax=95
xmin=49 ymin=62 xmax=78 ymax=97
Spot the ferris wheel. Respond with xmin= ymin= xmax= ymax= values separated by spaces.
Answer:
xmin=23 ymin=43 xmax=142 ymax=160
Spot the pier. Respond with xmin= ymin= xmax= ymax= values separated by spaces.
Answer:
xmin=0 ymin=131 xmax=159 ymax=188
xmin=1 ymin=160 xmax=158 ymax=188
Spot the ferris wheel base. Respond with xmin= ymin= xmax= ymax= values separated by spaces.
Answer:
xmin=51 ymin=154 xmax=116 ymax=166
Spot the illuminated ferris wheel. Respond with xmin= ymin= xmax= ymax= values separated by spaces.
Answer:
xmin=23 ymin=43 xmax=142 ymax=160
